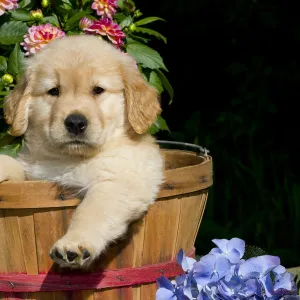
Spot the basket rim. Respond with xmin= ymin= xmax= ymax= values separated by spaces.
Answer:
xmin=0 ymin=149 xmax=213 ymax=209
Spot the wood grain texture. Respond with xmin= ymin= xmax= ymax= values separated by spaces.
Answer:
xmin=0 ymin=150 xmax=213 ymax=299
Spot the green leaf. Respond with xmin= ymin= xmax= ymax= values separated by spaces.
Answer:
xmin=114 ymin=12 xmax=127 ymax=23
xmin=119 ymin=16 xmax=133 ymax=29
xmin=154 ymin=115 xmax=170 ymax=131
xmin=82 ymin=0 xmax=91 ymax=6
xmin=7 ymin=44 xmax=24 ymax=79
xmin=64 ymin=9 xmax=92 ymax=31
xmin=148 ymin=115 xmax=170 ymax=135
xmin=149 ymin=71 xmax=163 ymax=94
xmin=156 ymin=69 xmax=174 ymax=104
xmin=135 ymin=17 xmax=165 ymax=26
xmin=244 ymin=245 xmax=267 ymax=259
xmin=134 ymin=27 xmax=167 ymax=43
xmin=0 ymin=144 xmax=21 ymax=157
xmin=128 ymin=33 xmax=150 ymax=43
xmin=126 ymin=40 xmax=168 ymax=71
xmin=0 ymin=56 xmax=7 ymax=73
xmin=18 ymin=0 xmax=36 ymax=9
xmin=117 ymin=0 xmax=124 ymax=9
xmin=0 ymin=21 xmax=28 ymax=45
xmin=41 ymin=16 xmax=60 ymax=27
xmin=10 ymin=9 xmax=31 ymax=21
xmin=53 ymin=0 xmax=73 ymax=12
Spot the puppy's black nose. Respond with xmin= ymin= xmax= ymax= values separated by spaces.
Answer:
xmin=64 ymin=114 xmax=88 ymax=135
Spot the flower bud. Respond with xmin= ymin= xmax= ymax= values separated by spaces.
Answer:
xmin=41 ymin=0 xmax=49 ymax=8
xmin=30 ymin=9 xmax=44 ymax=22
xmin=134 ymin=9 xmax=142 ymax=18
xmin=129 ymin=23 xmax=136 ymax=32
xmin=2 ymin=74 xmax=14 ymax=85
xmin=79 ymin=17 xmax=93 ymax=30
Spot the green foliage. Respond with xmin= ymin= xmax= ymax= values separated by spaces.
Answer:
xmin=126 ymin=39 xmax=168 ymax=71
xmin=243 ymin=245 xmax=267 ymax=260
xmin=0 ymin=0 xmax=172 ymax=157
xmin=148 ymin=115 xmax=170 ymax=135
xmin=0 ymin=21 xmax=28 ymax=45
xmin=7 ymin=44 xmax=24 ymax=79
xmin=0 ymin=57 xmax=7 ymax=73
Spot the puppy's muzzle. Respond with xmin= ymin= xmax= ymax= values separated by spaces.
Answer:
xmin=64 ymin=114 xmax=88 ymax=135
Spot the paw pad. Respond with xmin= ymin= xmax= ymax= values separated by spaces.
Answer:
xmin=66 ymin=251 xmax=78 ymax=262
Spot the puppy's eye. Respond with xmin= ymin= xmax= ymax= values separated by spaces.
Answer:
xmin=47 ymin=87 xmax=59 ymax=96
xmin=93 ymin=86 xmax=104 ymax=95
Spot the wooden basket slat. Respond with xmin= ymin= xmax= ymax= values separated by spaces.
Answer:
xmin=95 ymin=286 xmax=133 ymax=300
xmin=193 ymin=192 xmax=209 ymax=244
xmin=82 ymin=291 xmax=95 ymax=300
xmin=2 ymin=211 xmax=26 ymax=273
xmin=0 ymin=211 xmax=9 ymax=273
xmin=139 ymin=197 xmax=182 ymax=300
xmin=174 ymin=192 xmax=208 ymax=256
xmin=141 ymin=198 xmax=182 ymax=265
xmin=17 ymin=211 xmax=38 ymax=275
xmin=34 ymin=210 xmax=66 ymax=273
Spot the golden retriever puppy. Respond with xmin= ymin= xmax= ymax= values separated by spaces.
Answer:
xmin=0 ymin=35 xmax=164 ymax=268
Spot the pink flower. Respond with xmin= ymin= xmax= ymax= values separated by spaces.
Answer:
xmin=79 ymin=17 xmax=94 ymax=30
xmin=91 ymin=0 xmax=117 ymax=19
xmin=0 ymin=0 xmax=18 ymax=16
xmin=21 ymin=24 xmax=65 ymax=56
xmin=83 ymin=18 xmax=125 ymax=47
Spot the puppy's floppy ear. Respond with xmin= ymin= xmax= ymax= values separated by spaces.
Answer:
xmin=122 ymin=59 xmax=162 ymax=134
xmin=4 ymin=70 xmax=32 ymax=136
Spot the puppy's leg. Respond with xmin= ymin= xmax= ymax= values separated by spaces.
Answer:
xmin=49 ymin=181 xmax=147 ymax=268
xmin=0 ymin=155 xmax=26 ymax=182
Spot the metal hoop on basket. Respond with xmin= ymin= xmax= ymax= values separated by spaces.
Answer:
xmin=156 ymin=140 xmax=210 ymax=157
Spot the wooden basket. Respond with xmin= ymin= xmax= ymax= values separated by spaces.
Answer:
xmin=0 ymin=148 xmax=213 ymax=300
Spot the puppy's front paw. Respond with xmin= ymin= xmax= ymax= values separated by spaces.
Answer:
xmin=49 ymin=236 xmax=101 ymax=268
xmin=0 ymin=155 xmax=25 ymax=183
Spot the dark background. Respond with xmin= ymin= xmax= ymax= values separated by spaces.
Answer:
xmin=136 ymin=0 xmax=299 ymax=267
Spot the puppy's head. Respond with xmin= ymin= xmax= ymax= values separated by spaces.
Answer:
xmin=4 ymin=35 xmax=161 ymax=157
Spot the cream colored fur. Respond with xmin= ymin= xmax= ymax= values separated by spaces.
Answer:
xmin=0 ymin=35 xmax=164 ymax=268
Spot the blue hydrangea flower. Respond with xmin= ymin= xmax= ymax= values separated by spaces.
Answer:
xmin=218 ymin=275 xmax=262 ymax=299
xmin=263 ymin=270 xmax=297 ymax=299
xmin=193 ymin=253 xmax=231 ymax=291
xmin=155 ymin=238 xmax=299 ymax=300
xmin=238 ymin=255 xmax=280 ymax=280
xmin=210 ymin=238 xmax=245 ymax=264
xmin=177 ymin=249 xmax=197 ymax=272
xmin=156 ymin=276 xmax=189 ymax=300
xmin=176 ymin=249 xmax=199 ymax=298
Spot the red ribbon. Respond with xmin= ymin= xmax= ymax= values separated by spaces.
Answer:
xmin=0 ymin=248 xmax=195 ymax=293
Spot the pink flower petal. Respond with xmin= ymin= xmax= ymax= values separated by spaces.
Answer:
xmin=21 ymin=24 xmax=65 ymax=56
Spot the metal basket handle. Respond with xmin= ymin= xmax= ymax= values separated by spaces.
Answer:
xmin=156 ymin=140 xmax=210 ymax=157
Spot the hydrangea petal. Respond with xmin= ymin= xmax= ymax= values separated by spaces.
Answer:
xmin=156 ymin=276 xmax=174 ymax=291
xmin=273 ymin=265 xmax=286 ymax=275
xmin=212 ymin=239 xmax=229 ymax=253
xmin=155 ymin=288 xmax=176 ymax=300
xmin=224 ymin=248 xmax=242 ymax=264
xmin=176 ymin=249 xmax=196 ymax=272
xmin=212 ymin=255 xmax=231 ymax=281
xmin=227 ymin=238 xmax=245 ymax=258
xmin=238 ymin=255 xmax=280 ymax=279
xmin=274 ymin=272 xmax=296 ymax=292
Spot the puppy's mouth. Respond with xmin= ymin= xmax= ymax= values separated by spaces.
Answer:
xmin=65 ymin=140 xmax=87 ymax=145
xmin=63 ymin=140 xmax=95 ymax=148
